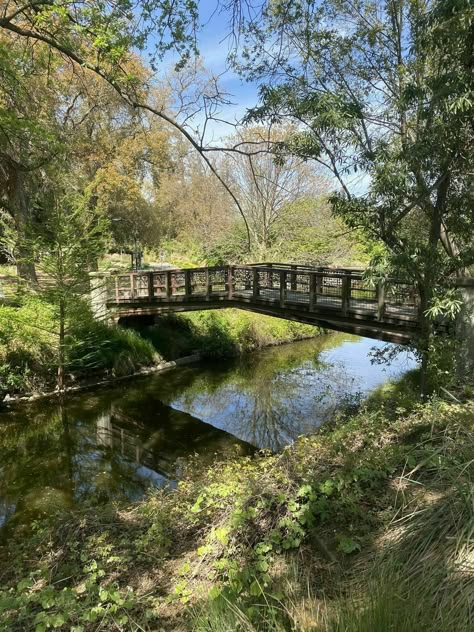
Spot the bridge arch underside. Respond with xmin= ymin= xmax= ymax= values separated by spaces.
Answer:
xmin=112 ymin=299 xmax=418 ymax=346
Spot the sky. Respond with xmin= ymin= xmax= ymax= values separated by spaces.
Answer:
xmin=159 ymin=1 xmax=262 ymax=142
xmin=156 ymin=1 xmax=371 ymax=195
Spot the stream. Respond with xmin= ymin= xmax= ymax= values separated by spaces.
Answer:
xmin=0 ymin=333 xmax=417 ymax=531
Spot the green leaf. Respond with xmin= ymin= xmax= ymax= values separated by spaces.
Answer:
xmin=250 ymin=580 xmax=263 ymax=596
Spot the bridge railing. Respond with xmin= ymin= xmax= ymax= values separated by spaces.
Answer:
xmin=104 ymin=264 xmax=419 ymax=323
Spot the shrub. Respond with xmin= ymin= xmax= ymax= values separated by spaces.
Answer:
xmin=0 ymin=298 xmax=58 ymax=396
xmin=0 ymin=297 xmax=160 ymax=396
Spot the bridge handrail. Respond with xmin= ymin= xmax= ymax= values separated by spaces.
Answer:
xmin=108 ymin=264 xmax=367 ymax=280
xmin=105 ymin=264 xmax=416 ymax=286
xmin=99 ymin=264 xmax=420 ymax=327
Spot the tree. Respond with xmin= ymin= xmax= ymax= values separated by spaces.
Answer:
xmin=0 ymin=29 xmax=179 ymax=275
xmin=157 ymin=148 xmax=237 ymax=257
xmin=24 ymin=186 xmax=109 ymax=390
xmin=224 ymin=126 xmax=328 ymax=257
xmin=0 ymin=33 xmax=63 ymax=281
xmin=233 ymin=0 xmax=474 ymax=392
xmin=0 ymin=1 xmax=258 ymax=246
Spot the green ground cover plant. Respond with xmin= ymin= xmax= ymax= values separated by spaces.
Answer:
xmin=144 ymin=310 xmax=319 ymax=360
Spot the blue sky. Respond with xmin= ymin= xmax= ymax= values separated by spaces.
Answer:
xmin=158 ymin=1 xmax=261 ymax=141
xmin=157 ymin=1 xmax=370 ymax=194
xmin=195 ymin=2 xmax=260 ymax=112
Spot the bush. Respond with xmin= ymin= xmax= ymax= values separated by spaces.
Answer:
xmin=0 ymin=298 xmax=58 ymax=396
xmin=0 ymin=297 xmax=160 ymax=396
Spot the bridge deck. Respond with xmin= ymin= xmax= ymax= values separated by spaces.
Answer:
xmin=95 ymin=264 xmax=420 ymax=344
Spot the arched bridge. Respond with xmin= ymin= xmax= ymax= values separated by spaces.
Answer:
xmin=91 ymin=264 xmax=422 ymax=344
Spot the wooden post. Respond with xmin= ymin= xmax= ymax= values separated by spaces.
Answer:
xmin=184 ymin=269 xmax=191 ymax=297
xmin=166 ymin=270 xmax=172 ymax=298
xmin=341 ymin=274 xmax=351 ymax=315
xmin=377 ymin=280 xmax=385 ymax=320
xmin=268 ymin=263 xmax=273 ymax=289
xmin=309 ymin=273 xmax=316 ymax=311
xmin=114 ymin=276 xmax=119 ymax=303
xmin=280 ymin=270 xmax=286 ymax=307
xmin=290 ymin=264 xmax=297 ymax=291
xmin=205 ymin=268 xmax=210 ymax=299
xmin=148 ymin=272 xmax=155 ymax=299
xmin=253 ymin=268 xmax=259 ymax=299
xmin=315 ymin=273 xmax=322 ymax=299
xmin=228 ymin=266 xmax=233 ymax=299
xmin=129 ymin=273 xmax=135 ymax=300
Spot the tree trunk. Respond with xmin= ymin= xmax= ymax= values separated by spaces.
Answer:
xmin=418 ymin=180 xmax=448 ymax=399
xmin=8 ymin=164 xmax=38 ymax=284
xmin=418 ymin=285 xmax=431 ymax=400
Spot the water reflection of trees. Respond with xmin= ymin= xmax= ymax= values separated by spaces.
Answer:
xmin=0 ymin=333 xmax=408 ymax=531
xmin=0 ymin=391 xmax=252 ymax=531
xmin=166 ymin=334 xmax=365 ymax=451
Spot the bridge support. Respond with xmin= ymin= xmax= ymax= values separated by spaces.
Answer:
xmin=456 ymin=279 xmax=474 ymax=376
xmin=90 ymin=272 xmax=110 ymax=321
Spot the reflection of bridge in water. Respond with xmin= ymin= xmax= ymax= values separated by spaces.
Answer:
xmin=92 ymin=263 xmax=422 ymax=344
xmin=95 ymin=402 xmax=253 ymax=484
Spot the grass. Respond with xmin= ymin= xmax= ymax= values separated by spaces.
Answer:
xmin=142 ymin=309 xmax=319 ymax=360
xmin=0 ymin=297 xmax=160 ymax=397
xmin=0 ymin=389 xmax=472 ymax=630
xmin=191 ymin=394 xmax=474 ymax=632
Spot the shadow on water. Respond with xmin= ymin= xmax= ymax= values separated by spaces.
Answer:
xmin=0 ymin=333 xmax=416 ymax=531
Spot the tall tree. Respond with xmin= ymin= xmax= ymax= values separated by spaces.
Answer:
xmin=0 ymin=33 xmax=62 ymax=281
xmin=0 ymin=1 xmax=256 ymax=245
xmin=25 ymin=185 xmax=109 ymax=391
xmin=224 ymin=126 xmax=327 ymax=256
xmin=234 ymin=0 xmax=474 ymax=390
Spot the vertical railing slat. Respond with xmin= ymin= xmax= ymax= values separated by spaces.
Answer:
xmin=280 ymin=270 xmax=286 ymax=307
xmin=228 ymin=266 xmax=233 ymax=299
xmin=184 ymin=269 xmax=191 ymax=297
xmin=253 ymin=268 xmax=259 ymax=299
xmin=166 ymin=270 xmax=172 ymax=298
xmin=341 ymin=274 xmax=351 ymax=315
xmin=309 ymin=273 xmax=316 ymax=311
xmin=377 ymin=280 xmax=385 ymax=320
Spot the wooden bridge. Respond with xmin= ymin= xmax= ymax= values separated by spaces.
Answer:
xmin=92 ymin=264 xmax=422 ymax=344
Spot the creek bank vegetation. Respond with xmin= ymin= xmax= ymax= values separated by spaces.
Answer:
xmin=0 ymin=298 xmax=318 ymax=399
xmin=0 ymin=388 xmax=473 ymax=631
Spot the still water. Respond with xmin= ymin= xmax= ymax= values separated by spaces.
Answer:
xmin=0 ymin=334 xmax=416 ymax=530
